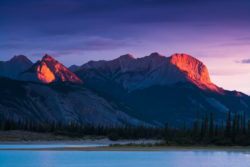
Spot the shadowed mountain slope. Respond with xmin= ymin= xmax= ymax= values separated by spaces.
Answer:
xmin=0 ymin=77 xmax=147 ymax=126
xmin=75 ymin=53 xmax=250 ymax=126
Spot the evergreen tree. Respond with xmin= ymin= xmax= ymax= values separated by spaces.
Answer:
xmin=209 ymin=112 xmax=214 ymax=139
xmin=200 ymin=114 xmax=208 ymax=139
xmin=232 ymin=114 xmax=236 ymax=142
xmin=193 ymin=110 xmax=199 ymax=137
xmin=183 ymin=121 xmax=186 ymax=132
xmin=248 ymin=120 xmax=250 ymax=135
xmin=0 ymin=119 xmax=2 ymax=130
xmin=214 ymin=124 xmax=218 ymax=137
xmin=236 ymin=114 xmax=240 ymax=134
xmin=225 ymin=110 xmax=232 ymax=137
xmin=164 ymin=123 xmax=169 ymax=142
xmin=243 ymin=112 xmax=246 ymax=134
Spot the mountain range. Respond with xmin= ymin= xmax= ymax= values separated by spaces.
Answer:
xmin=0 ymin=53 xmax=249 ymax=127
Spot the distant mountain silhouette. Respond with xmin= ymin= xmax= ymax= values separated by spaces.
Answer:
xmin=0 ymin=55 xmax=33 ymax=79
xmin=69 ymin=64 xmax=80 ymax=72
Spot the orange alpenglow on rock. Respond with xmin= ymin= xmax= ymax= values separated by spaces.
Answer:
xmin=36 ymin=61 xmax=56 ymax=83
xmin=39 ymin=54 xmax=83 ymax=83
xmin=19 ymin=54 xmax=83 ymax=84
xmin=170 ymin=53 xmax=222 ymax=93
xmin=77 ymin=52 xmax=225 ymax=94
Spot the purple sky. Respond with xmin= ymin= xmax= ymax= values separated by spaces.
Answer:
xmin=1 ymin=0 xmax=250 ymax=94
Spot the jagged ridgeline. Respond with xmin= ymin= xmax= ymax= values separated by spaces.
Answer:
xmin=1 ymin=53 xmax=250 ymax=127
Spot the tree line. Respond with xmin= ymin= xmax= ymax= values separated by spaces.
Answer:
xmin=0 ymin=119 xmax=162 ymax=141
xmin=164 ymin=111 xmax=250 ymax=146
xmin=1 ymin=110 xmax=250 ymax=145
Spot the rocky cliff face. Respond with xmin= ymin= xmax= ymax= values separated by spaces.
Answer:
xmin=76 ymin=52 xmax=222 ymax=93
xmin=19 ymin=54 xmax=83 ymax=84
xmin=169 ymin=53 xmax=222 ymax=93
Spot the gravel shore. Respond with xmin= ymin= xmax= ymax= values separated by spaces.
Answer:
xmin=0 ymin=130 xmax=161 ymax=145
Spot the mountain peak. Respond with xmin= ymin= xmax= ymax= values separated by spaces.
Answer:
xmin=19 ymin=54 xmax=83 ymax=84
xmin=68 ymin=65 xmax=80 ymax=72
xmin=170 ymin=53 xmax=211 ymax=83
xmin=170 ymin=53 xmax=202 ymax=65
xmin=10 ymin=55 xmax=32 ymax=64
xmin=0 ymin=55 xmax=33 ymax=79
xmin=42 ymin=54 xmax=55 ymax=62
xmin=10 ymin=55 xmax=27 ymax=61
xmin=170 ymin=53 xmax=221 ymax=92
xmin=117 ymin=54 xmax=135 ymax=60
xmin=148 ymin=52 xmax=164 ymax=58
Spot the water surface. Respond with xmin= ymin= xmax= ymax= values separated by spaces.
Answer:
xmin=0 ymin=145 xmax=103 ymax=149
xmin=0 ymin=145 xmax=249 ymax=167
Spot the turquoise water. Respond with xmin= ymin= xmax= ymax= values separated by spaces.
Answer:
xmin=0 ymin=145 xmax=104 ymax=149
xmin=0 ymin=146 xmax=250 ymax=167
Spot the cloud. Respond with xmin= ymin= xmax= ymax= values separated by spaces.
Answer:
xmin=217 ymin=37 xmax=250 ymax=47
xmin=15 ymin=36 xmax=136 ymax=58
xmin=53 ymin=36 xmax=136 ymax=56
xmin=2 ymin=0 xmax=250 ymax=31
xmin=1 ymin=35 xmax=134 ymax=52
xmin=219 ymin=42 xmax=250 ymax=47
xmin=83 ymin=37 xmax=133 ymax=50
xmin=210 ymin=68 xmax=249 ymax=76
xmin=236 ymin=37 xmax=250 ymax=41
xmin=240 ymin=59 xmax=250 ymax=64
xmin=0 ymin=43 xmax=21 ymax=49
xmin=1 ymin=0 xmax=250 ymax=63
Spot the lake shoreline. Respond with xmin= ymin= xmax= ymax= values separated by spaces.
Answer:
xmin=1 ymin=130 xmax=250 ymax=152
xmin=0 ymin=138 xmax=161 ymax=145
xmin=1 ymin=137 xmax=250 ymax=152
xmin=1 ymin=146 xmax=250 ymax=152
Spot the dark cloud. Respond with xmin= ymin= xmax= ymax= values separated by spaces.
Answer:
xmin=1 ymin=0 xmax=250 ymax=62
xmin=50 ymin=36 xmax=135 ymax=52
xmin=0 ymin=43 xmax=21 ymax=49
xmin=1 ymin=0 xmax=248 ymax=47
xmin=1 ymin=0 xmax=250 ymax=26
xmin=1 ymin=0 xmax=249 ymax=42
xmin=0 ymin=36 xmax=135 ymax=57
xmin=240 ymin=59 xmax=250 ymax=64
xmin=218 ymin=37 xmax=250 ymax=47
